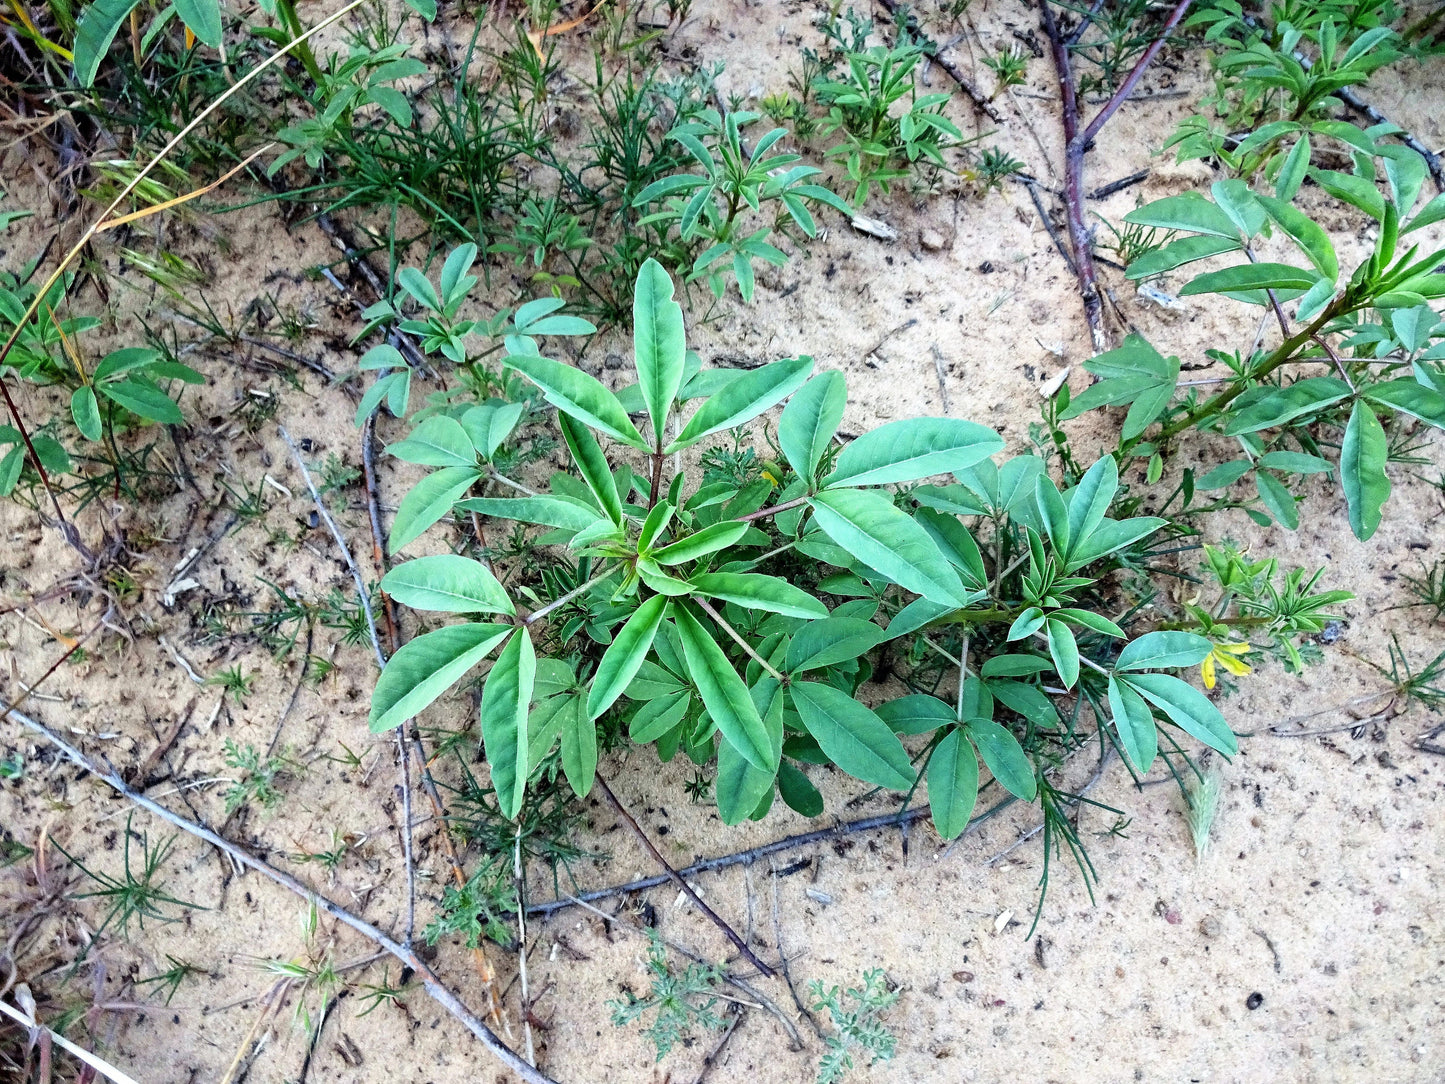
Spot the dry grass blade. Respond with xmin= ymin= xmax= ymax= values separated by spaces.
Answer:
xmin=0 ymin=997 xmax=140 ymax=1084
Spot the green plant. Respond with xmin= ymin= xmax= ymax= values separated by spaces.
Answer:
xmin=1402 ymin=558 xmax=1445 ymax=619
xmin=810 ymin=968 xmax=900 ymax=1084
xmin=364 ymin=259 xmax=1254 ymax=889
xmin=983 ymin=44 xmax=1028 ymax=97
xmin=58 ymin=815 xmax=198 ymax=941
xmin=633 ymin=108 xmax=848 ymax=301
xmin=423 ymin=855 xmax=516 ymax=949
xmin=1063 ymin=141 xmax=1445 ymax=541
xmin=0 ymin=753 xmax=23 ymax=780
xmin=1168 ymin=1 xmax=1406 ymax=180
xmin=812 ymin=30 xmax=968 ymax=204
xmin=975 ymin=146 xmax=1026 ymax=194
xmin=608 ymin=931 xmax=726 ymax=1061
xmin=136 ymin=956 xmax=206 ymax=1005
xmin=1183 ymin=766 xmax=1222 ymax=859
xmin=222 ymin=740 xmax=296 ymax=813
xmin=205 ymin=664 xmax=255 ymax=704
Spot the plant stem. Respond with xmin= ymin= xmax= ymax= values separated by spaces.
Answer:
xmin=1150 ymin=298 xmax=1346 ymax=446
xmin=490 ymin=470 xmax=541 ymax=496
xmin=693 ymin=596 xmax=786 ymax=683
xmin=522 ymin=567 xmax=615 ymax=626
xmin=733 ymin=495 xmax=808 ymax=523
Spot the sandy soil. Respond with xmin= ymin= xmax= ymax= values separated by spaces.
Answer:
xmin=3 ymin=2 xmax=1445 ymax=1082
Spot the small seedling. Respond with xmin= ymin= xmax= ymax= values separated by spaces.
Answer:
xmin=223 ymin=741 xmax=297 ymax=814
xmin=608 ymin=932 xmax=727 ymax=1061
xmin=983 ymin=45 xmax=1029 ymax=96
xmin=0 ymin=753 xmax=23 ymax=780
xmin=206 ymin=664 xmax=255 ymax=704
xmin=137 ymin=956 xmax=207 ymax=1005
xmin=60 ymin=815 xmax=199 ymax=941
xmin=423 ymin=855 xmax=517 ymax=949
xmin=809 ymin=969 xmax=900 ymax=1084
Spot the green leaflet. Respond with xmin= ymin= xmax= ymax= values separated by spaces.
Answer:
xmin=388 ymin=415 xmax=476 ymax=467
xmin=872 ymin=696 xmax=953 ymax=740
xmin=559 ymin=413 xmax=622 ymax=525
xmin=1124 ymin=193 xmax=1242 ymax=238
xmin=71 ymin=387 xmax=101 ymax=441
xmin=455 ymin=495 xmax=602 ymax=531
xmin=74 ymin=0 xmax=143 ymax=86
xmin=634 ymin=258 xmax=687 ymax=446
xmin=809 ymin=489 xmax=967 ymax=607
xmin=1222 ymin=378 xmax=1352 ymax=435
xmin=1340 ymin=400 xmax=1390 ymax=541
xmin=716 ymin=732 xmax=777 ymax=825
xmin=506 ymin=353 xmax=648 ymax=449
xmin=1180 ymin=262 xmax=1320 ymax=299
xmin=1255 ymin=470 xmax=1299 ymax=530
xmin=688 ymin=573 xmax=827 ymax=619
xmin=791 ymin=681 xmax=914 ymax=791
xmin=389 ymin=467 xmax=482 ymax=554
xmin=628 ymin=690 xmax=692 ymax=742
xmin=825 ymin=418 xmax=1002 ymax=488
xmin=667 ymin=356 xmax=813 ymax=452
xmin=588 ymin=595 xmax=669 ymax=720
xmin=99 ymin=378 xmax=183 ymax=425
xmin=560 ymin=695 xmax=598 ymax=799
xmin=1107 ymin=675 xmax=1158 ymax=773
xmin=1123 ymin=672 xmax=1237 ymax=756
xmin=785 ymin=616 xmax=888 ymax=673
xmin=777 ymin=762 xmax=824 ymax=818
xmin=1363 ymin=379 xmax=1445 ymax=428
xmin=778 ymin=370 xmax=846 ymax=482
xmin=651 ymin=521 xmax=748 ymax=564
xmin=1046 ymin=619 xmax=1079 ymax=689
xmin=1064 ymin=457 xmax=1117 ymax=567
xmin=965 ymin=719 xmax=1036 ymax=800
xmin=927 ymin=729 xmax=978 ymax=839
xmin=380 ymin=554 xmax=514 ymax=615
xmin=1254 ymin=193 xmax=1339 ymax=282
xmin=1114 ymin=631 xmax=1212 ymax=672
xmin=673 ymin=606 xmax=776 ymax=771
xmin=369 ymin=622 xmax=512 ymax=733
xmin=480 ymin=628 xmax=536 ymax=818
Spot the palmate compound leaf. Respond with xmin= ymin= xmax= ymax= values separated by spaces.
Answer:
xmin=1056 ymin=335 xmax=1180 ymax=441
xmin=369 ymin=623 xmax=513 ymax=733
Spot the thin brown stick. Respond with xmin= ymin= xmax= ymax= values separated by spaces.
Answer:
xmin=692 ymin=1007 xmax=745 ymax=1084
xmin=1040 ymin=0 xmax=1193 ymax=350
xmin=1 ymin=700 xmax=557 ymax=1084
xmin=594 ymin=774 xmax=776 ymax=977
xmin=530 ymin=790 xmax=1018 ymax=918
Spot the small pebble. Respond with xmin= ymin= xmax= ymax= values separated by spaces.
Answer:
xmin=1246 ymin=992 xmax=1264 ymax=1010
xmin=920 ymin=228 xmax=947 ymax=251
